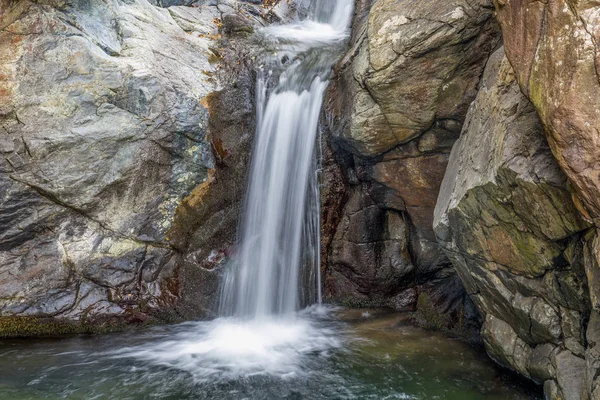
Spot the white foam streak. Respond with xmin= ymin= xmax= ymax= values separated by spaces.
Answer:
xmin=263 ymin=21 xmax=348 ymax=46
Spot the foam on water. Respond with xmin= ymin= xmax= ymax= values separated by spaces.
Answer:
xmin=111 ymin=308 xmax=344 ymax=383
xmin=112 ymin=0 xmax=354 ymax=384
xmin=108 ymin=1 xmax=355 ymax=385
xmin=262 ymin=21 xmax=350 ymax=48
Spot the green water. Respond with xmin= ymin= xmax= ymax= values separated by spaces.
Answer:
xmin=0 ymin=309 xmax=538 ymax=399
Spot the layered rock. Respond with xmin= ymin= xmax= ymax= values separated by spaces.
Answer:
xmin=436 ymin=0 xmax=600 ymax=396
xmin=0 ymin=0 xmax=281 ymax=335
xmin=323 ymin=0 xmax=500 ymax=326
xmin=434 ymin=48 xmax=593 ymax=399
xmin=493 ymin=12 xmax=600 ymax=391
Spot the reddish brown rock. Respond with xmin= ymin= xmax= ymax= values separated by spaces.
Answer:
xmin=494 ymin=0 xmax=600 ymax=229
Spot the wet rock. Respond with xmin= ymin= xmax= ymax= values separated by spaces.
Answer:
xmin=389 ymin=288 xmax=418 ymax=312
xmin=434 ymin=47 xmax=592 ymax=391
xmin=544 ymin=380 xmax=561 ymax=400
xmin=168 ymin=66 xmax=257 ymax=318
xmin=482 ymin=314 xmax=532 ymax=378
xmin=326 ymin=184 xmax=415 ymax=305
xmin=323 ymin=0 xmax=500 ymax=332
xmin=554 ymin=350 xmax=586 ymax=400
xmin=529 ymin=344 xmax=557 ymax=384
xmin=164 ymin=0 xmax=305 ymax=318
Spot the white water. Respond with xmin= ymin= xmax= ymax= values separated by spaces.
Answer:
xmin=220 ymin=0 xmax=354 ymax=319
xmin=112 ymin=307 xmax=343 ymax=383
xmin=115 ymin=0 xmax=354 ymax=380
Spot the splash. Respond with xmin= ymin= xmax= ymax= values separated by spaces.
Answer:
xmin=112 ymin=309 xmax=343 ymax=382
xmin=117 ymin=0 xmax=354 ymax=382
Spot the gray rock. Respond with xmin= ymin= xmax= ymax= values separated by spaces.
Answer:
xmin=433 ymin=47 xmax=591 ymax=391
xmin=323 ymin=0 xmax=500 ymax=334
xmin=554 ymin=350 xmax=586 ymax=400
xmin=544 ymin=380 xmax=561 ymax=400
xmin=529 ymin=344 xmax=557 ymax=383
xmin=0 ymin=0 xmax=275 ymax=333
xmin=482 ymin=314 xmax=532 ymax=378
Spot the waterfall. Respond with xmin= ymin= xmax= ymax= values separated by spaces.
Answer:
xmin=219 ymin=0 xmax=354 ymax=319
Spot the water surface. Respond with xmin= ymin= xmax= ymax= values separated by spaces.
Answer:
xmin=0 ymin=309 xmax=539 ymax=399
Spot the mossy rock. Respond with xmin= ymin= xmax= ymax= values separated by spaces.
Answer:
xmin=0 ymin=317 xmax=90 ymax=338
xmin=0 ymin=315 xmax=150 ymax=338
xmin=411 ymin=292 xmax=475 ymax=342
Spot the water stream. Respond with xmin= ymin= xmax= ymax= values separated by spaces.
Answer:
xmin=0 ymin=310 xmax=538 ymax=399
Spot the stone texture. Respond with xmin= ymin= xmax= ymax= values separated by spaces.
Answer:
xmin=491 ymin=3 xmax=600 ymax=395
xmin=323 ymin=0 xmax=500 ymax=328
xmin=325 ymin=184 xmax=415 ymax=305
xmin=493 ymin=0 xmax=600 ymax=226
xmin=0 ymin=0 xmax=278 ymax=334
xmin=554 ymin=350 xmax=586 ymax=400
xmin=167 ymin=57 xmax=258 ymax=318
xmin=434 ymin=47 xmax=592 ymax=396
xmin=585 ymin=312 xmax=600 ymax=400
xmin=482 ymin=314 xmax=533 ymax=379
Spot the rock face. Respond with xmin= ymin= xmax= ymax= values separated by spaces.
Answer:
xmin=323 ymin=0 xmax=500 ymax=326
xmin=493 ymin=0 xmax=600 ymax=227
xmin=0 ymin=0 xmax=277 ymax=334
xmin=433 ymin=0 xmax=600 ymax=396
xmin=434 ymin=48 xmax=593 ymax=399
xmin=165 ymin=34 xmax=260 ymax=318
xmin=493 ymin=9 xmax=600 ymax=377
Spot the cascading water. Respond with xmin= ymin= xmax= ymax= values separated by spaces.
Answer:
xmin=113 ymin=0 xmax=355 ymax=382
xmin=220 ymin=0 xmax=354 ymax=319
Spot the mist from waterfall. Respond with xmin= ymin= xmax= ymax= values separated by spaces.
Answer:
xmin=219 ymin=0 xmax=354 ymax=319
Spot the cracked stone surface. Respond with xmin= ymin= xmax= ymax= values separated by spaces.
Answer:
xmin=434 ymin=47 xmax=592 ymax=398
xmin=491 ymin=3 xmax=600 ymax=395
xmin=0 ymin=0 xmax=282 ymax=333
xmin=493 ymin=0 xmax=600 ymax=225
xmin=321 ymin=0 xmax=499 ymax=329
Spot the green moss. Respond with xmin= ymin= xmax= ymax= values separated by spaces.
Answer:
xmin=412 ymin=292 xmax=450 ymax=331
xmin=410 ymin=293 xmax=475 ymax=343
xmin=0 ymin=315 xmax=151 ymax=339
xmin=0 ymin=317 xmax=88 ymax=338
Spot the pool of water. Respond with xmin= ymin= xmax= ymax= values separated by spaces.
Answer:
xmin=0 ymin=308 xmax=539 ymax=399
